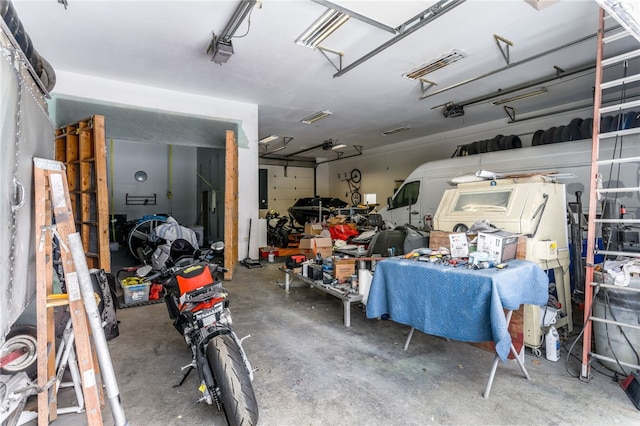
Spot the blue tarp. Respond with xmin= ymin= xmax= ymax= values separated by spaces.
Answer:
xmin=366 ymin=258 xmax=549 ymax=361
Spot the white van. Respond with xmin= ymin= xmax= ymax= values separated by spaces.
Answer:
xmin=378 ymin=139 xmax=640 ymax=228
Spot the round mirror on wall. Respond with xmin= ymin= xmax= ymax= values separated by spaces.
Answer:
xmin=134 ymin=170 xmax=148 ymax=182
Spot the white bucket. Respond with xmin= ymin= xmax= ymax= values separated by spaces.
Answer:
xmin=358 ymin=269 xmax=373 ymax=305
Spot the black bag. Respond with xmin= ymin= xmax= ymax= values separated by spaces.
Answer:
xmin=91 ymin=269 xmax=120 ymax=341
xmin=285 ymin=254 xmax=306 ymax=270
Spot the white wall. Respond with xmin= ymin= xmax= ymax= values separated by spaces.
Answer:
xmin=323 ymin=103 xmax=594 ymax=207
xmin=52 ymin=71 xmax=260 ymax=258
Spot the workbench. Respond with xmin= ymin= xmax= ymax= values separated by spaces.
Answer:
xmin=280 ymin=267 xmax=363 ymax=327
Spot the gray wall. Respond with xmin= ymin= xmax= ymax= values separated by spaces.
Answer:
xmin=109 ymin=139 xmax=197 ymax=226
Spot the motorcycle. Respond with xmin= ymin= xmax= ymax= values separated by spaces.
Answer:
xmin=265 ymin=209 xmax=290 ymax=248
xmin=136 ymin=243 xmax=258 ymax=426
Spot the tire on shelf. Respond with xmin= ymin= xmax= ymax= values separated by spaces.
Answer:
xmin=553 ymin=126 xmax=565 ymax=143
xmin=580 ymin=118 xmax=594 ymax=139
xmin=543 ymin=127 xmax=556 ymax=144
xmin=568 ymin=118 xmax=583 ymax=140
xmin=532 ymin=129 xmax=545 ymax=146
xmin=600 ymin=115 xmax=613 ymax=133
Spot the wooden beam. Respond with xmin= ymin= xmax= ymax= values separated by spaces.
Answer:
xmin=224 ymin=130 xmax=238 ymax=279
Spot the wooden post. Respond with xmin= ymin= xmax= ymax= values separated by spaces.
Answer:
xmin=224 ymin=130 xmax=239 ymax=279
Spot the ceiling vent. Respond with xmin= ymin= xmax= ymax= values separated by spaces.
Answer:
xmin=403 ymin=50 xmax=466 ymax=80
xmin=381 ymin=125 xmax=411 ymax=136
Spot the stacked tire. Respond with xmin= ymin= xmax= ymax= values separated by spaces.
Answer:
xmin=459 ymin=134 xmax=522 ymax=156
xmin=532 ymin=112 xmax=639 ymax=146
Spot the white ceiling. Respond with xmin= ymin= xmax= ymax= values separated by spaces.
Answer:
xmin=9 ymin=0 xmax=638 ymax=161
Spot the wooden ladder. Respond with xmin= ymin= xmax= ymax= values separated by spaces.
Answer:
xmin=34 ymin=158 xmax=103 ymax=425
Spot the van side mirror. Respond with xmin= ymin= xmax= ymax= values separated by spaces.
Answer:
xmin=387 ymin=196 xmax=393 ymax=208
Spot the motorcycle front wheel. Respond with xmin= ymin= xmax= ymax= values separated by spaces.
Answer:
xmin=206 ymin=334 xmax=258 ymax=426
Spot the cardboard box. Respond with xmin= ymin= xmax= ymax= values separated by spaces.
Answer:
xmin=314 ymin=237 xmax=333 ymax=258
xmin=477 ymin=231 xmax=518 ymax=263
xmin=299 ymin=237 xmax=333 ymax=259
xmin=334 ymin=258 xmax=356 ymax=283
xmin=304 ymin=223 xmax=323 ymax=235
xmin=299 ymin=238 xmax=315 ymax=258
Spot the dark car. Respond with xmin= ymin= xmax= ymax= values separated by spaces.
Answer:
xmin=287 ymin=197 xmax=348 ymax=227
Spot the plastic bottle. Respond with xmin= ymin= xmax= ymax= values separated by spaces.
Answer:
xmin=268 ymin=246 xmax=274 ymax=263
xmin=545 ymin=326 xmax=560 ymax=362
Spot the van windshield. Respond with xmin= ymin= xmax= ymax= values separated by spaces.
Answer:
xmin=392 ymin=181 xmax=420 ymax=209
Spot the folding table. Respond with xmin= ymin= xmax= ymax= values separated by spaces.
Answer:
xmin=366 ymin=258 xmax=549 ymax=398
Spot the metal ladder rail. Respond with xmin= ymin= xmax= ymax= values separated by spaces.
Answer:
xmin=581 ymin=8 xmax=640 ymax=379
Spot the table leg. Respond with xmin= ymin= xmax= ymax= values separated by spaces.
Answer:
xmin=404 ymin=327 xmax=415 ymax=351
xmin=483 ymin=309 xmax=528 ymax=398
xmin=510 ymin=343 xmax=531 ymax=380
xmin=343 ymin=300 xmax=351 ymax=327
xmin=483 ymin=354 xmax=501 ymax=399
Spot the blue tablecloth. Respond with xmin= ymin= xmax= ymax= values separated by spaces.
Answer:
xmin=366 ymin=258 xmax=549 ymax=361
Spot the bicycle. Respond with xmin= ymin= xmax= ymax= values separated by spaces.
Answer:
xmin=342 ymin=168 xmax=362 ymax=206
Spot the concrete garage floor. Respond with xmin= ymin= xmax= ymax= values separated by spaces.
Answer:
xmin=34 ymin=251 xmax=640 ymax=425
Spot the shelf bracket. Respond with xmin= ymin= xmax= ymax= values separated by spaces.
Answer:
xmin=317 ymin=46 xmax=344 ymax=73
xmin=503 ymin=105 xmax=516 ymax=121
xmin=494 ymin=34 xmax=514 ymax=65
xmin=420 ymin=78 xmax=438 ymax=96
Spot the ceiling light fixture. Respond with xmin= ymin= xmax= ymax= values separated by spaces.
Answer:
xmin=296 ymin=9 xmax=350 ymax=49
xmin=331 ymin=143 xmax=347 ymax=150
xmin=380 ymin=125 xmax=411 ymax=136
xmin=269 ymin=145 xmax=288 ymax=153
xmin=490 ymin=87 xmax=548 ymax=105
xmin=259 ymin=135 xmax=279 ymax=144
xmin=208 ymin=0 xmax=258 ymax=64
xmin=266 ymin=137 xmax=293 ymax=154
xmin=403 ymin=50 xmax=466 ymax=80
xmin=301 ymin=110 xmax=332 ymax=124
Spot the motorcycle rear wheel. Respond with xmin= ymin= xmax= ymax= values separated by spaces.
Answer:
xmin=206 ymin=334 xmax=258 ymax=426
xmin=279 ymin=229 xmax=289 ymax=248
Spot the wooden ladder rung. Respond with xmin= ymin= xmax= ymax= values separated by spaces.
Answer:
xmin=46 ymin=294 xmax=69 ymax=308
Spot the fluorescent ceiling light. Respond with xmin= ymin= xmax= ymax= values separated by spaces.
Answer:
xmin=331 ymin=143 xmax=347 ymax=150
xmin=491 ymin=87 xmax=548 ymax=105
xmin=403 ymin=50 xmax=466 ymax=80
xmin=301 ymin=110 xmax=332 ymax=124
xmin=269 ymin=145 xmax=288 ymax=153
xmin=381 ymin=125 xmax=411 ymax=136
xmin=296 ymin=9 xmax=350 ymax=49
xmin=259 ymin=135 xmax=279 ymax=144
